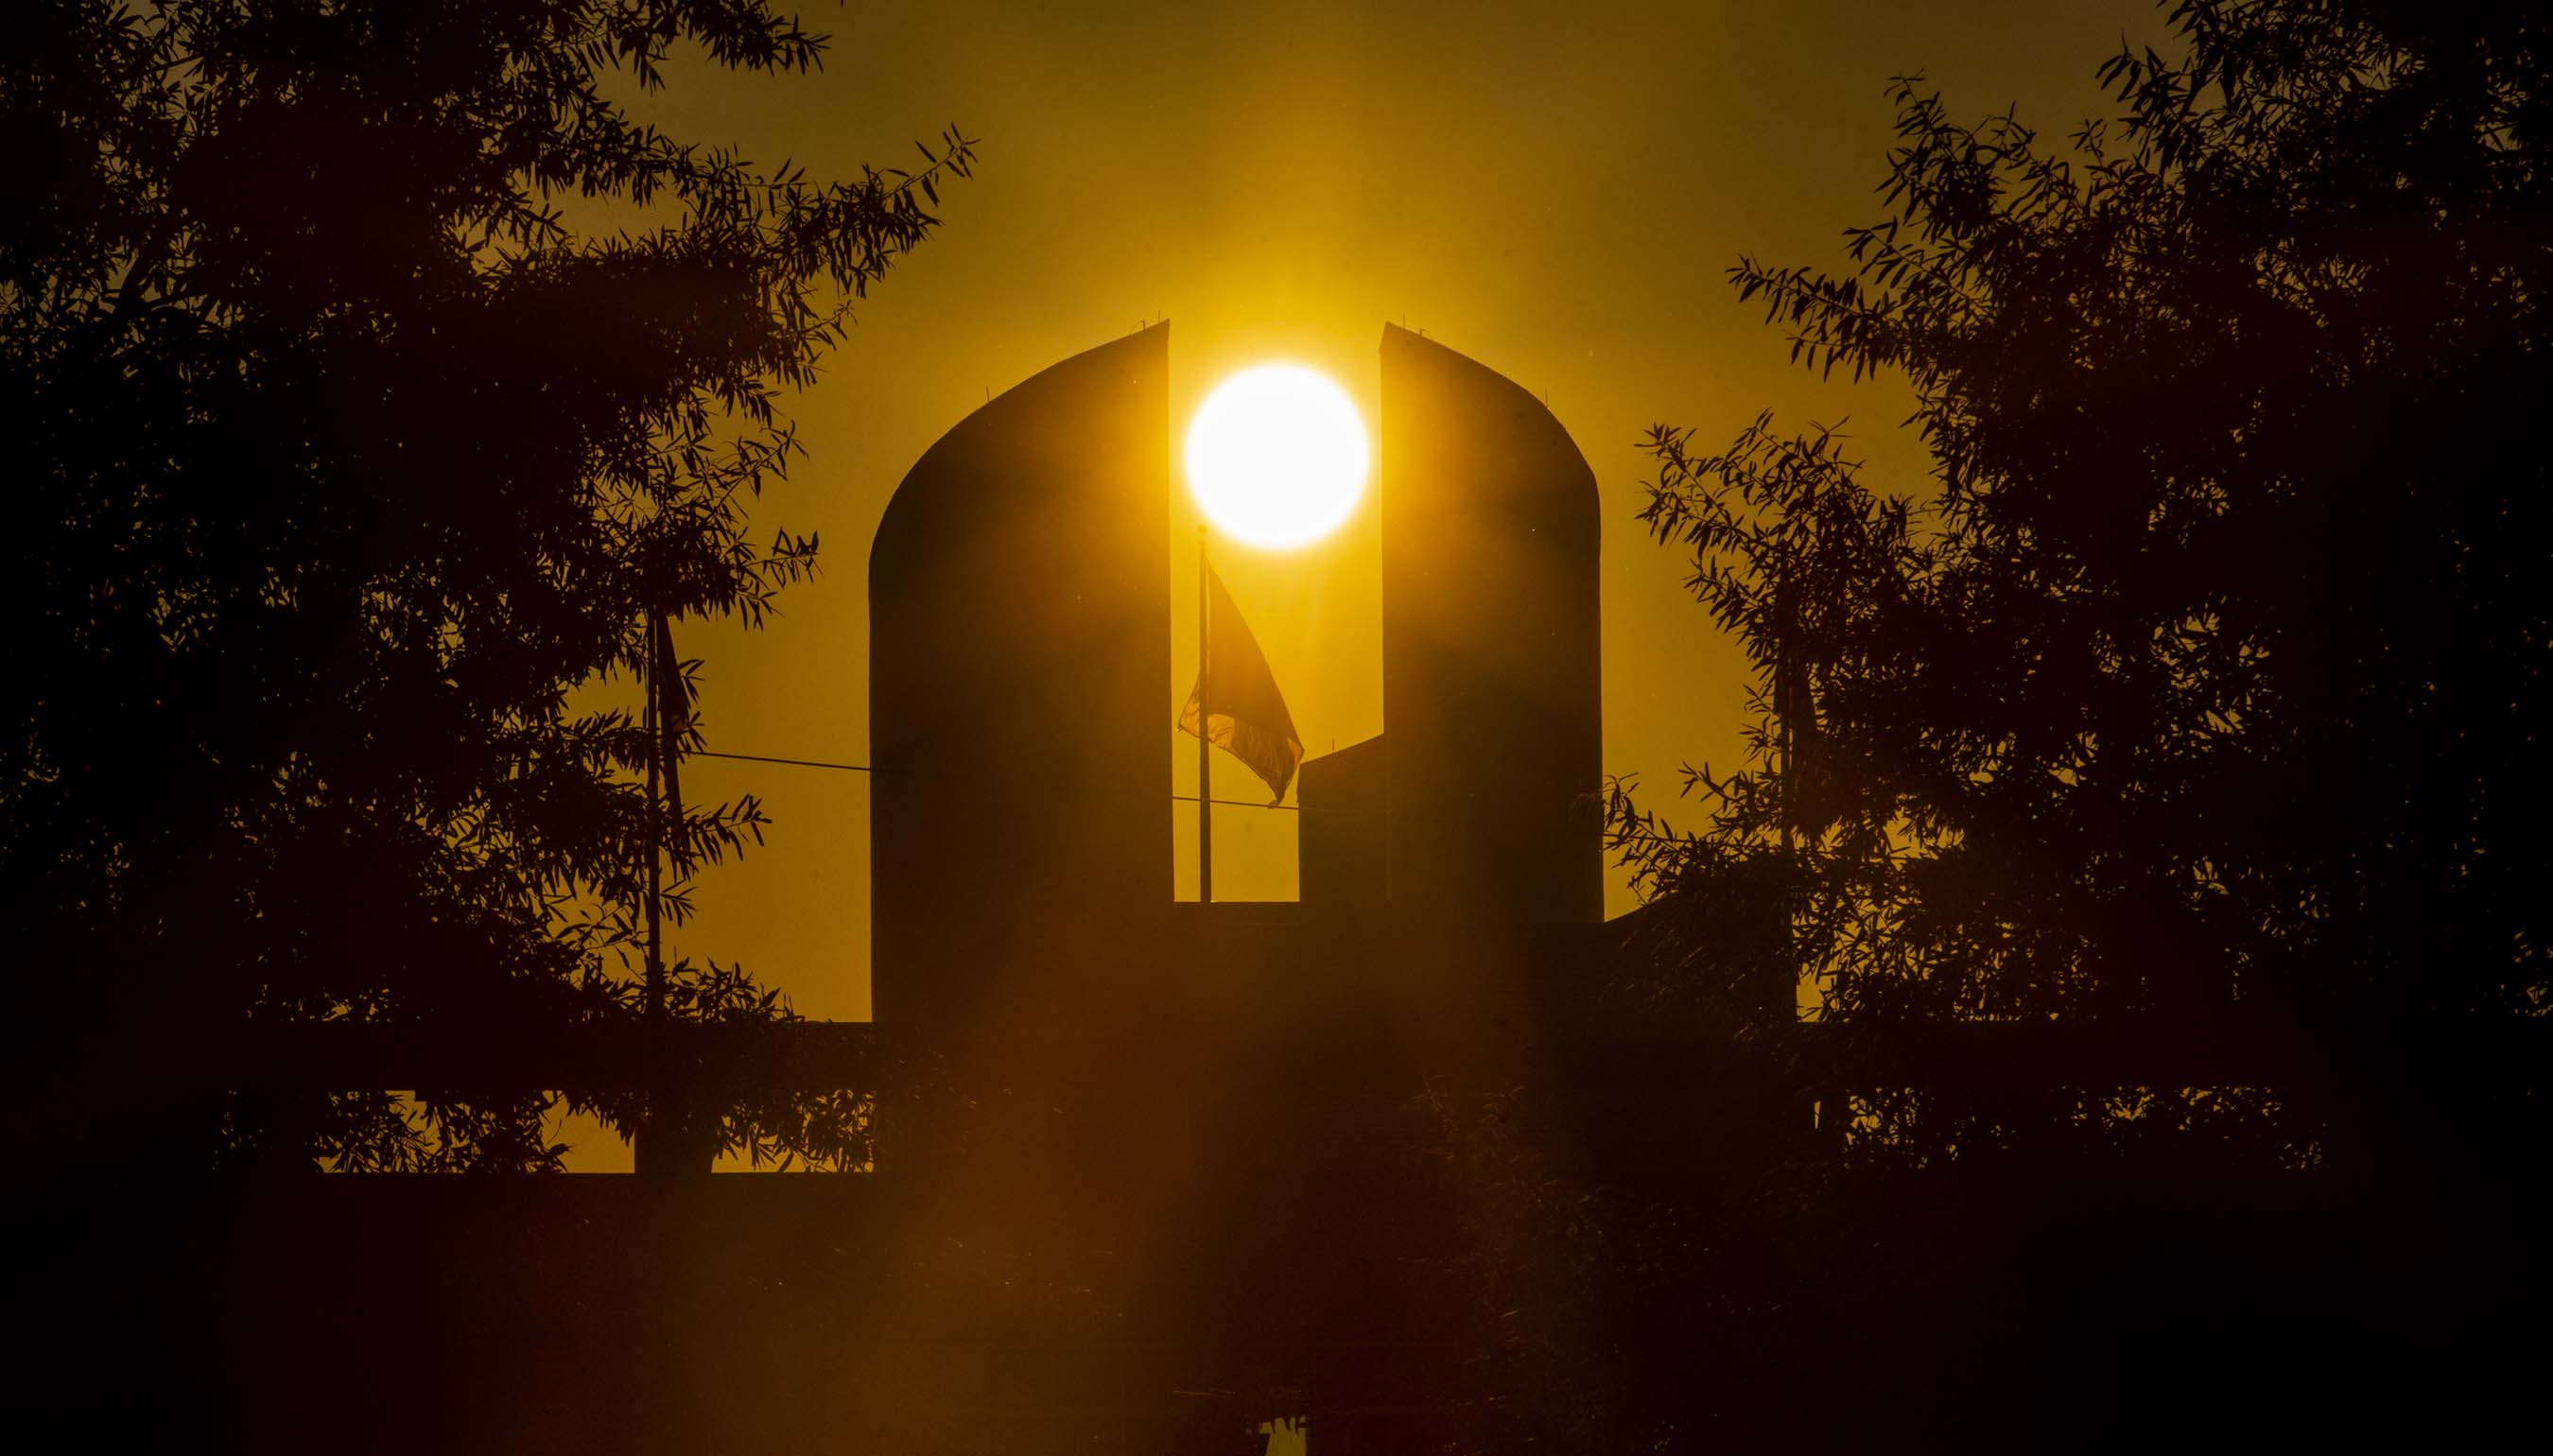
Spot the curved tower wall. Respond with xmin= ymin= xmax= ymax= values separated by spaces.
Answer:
xmin=1379 ymin=325 xmax=1603 ymax=924
xmin=868 ymin=325 xmax=1171 ymax=1038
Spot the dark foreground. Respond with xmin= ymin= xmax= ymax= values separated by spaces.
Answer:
xmin=17 ymin=1110 xmax=2545 ymax=1454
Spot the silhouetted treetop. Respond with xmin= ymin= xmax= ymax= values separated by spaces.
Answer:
xmin=1615 ymin=0 xmax=2548 ymax=1031
xmin=2 ymin=1 xmax=972 ymax=1169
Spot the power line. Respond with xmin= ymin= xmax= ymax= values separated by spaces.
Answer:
xmin=695 ymin=751 xmax=1303 ymax=812
xmin=693 ymin=750 xmax=876 ymax=772
xmin=1172 ymin=794 xmax=1300 ymax=813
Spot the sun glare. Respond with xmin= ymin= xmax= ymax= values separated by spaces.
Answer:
xmin=1185 ymin=363 xmax=1369 ymax=548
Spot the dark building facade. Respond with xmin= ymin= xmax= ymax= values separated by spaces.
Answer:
xmin=871 ymin=322 xmax=1604 ymax=1049
xmin=864 ymin=324 xmax=1610 ymax=1452
xmin=868 ymin=323 xmax=1172 ymax=1045
xmin=1346 ymin=324 xmax=1602 ymax=925
xmin=1297 ymin=732 xmax=1388 ymax=907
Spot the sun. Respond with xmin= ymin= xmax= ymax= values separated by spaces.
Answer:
xmin=1185 ymin=363 xmax=1369 ymax=548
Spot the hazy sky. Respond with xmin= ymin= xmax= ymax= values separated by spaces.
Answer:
xmin=628 ymin=0 xmax=2166 ymax=1023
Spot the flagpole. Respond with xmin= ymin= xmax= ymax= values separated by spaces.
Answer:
xmin=1198 ymin=525 xmax=1212 ymax=905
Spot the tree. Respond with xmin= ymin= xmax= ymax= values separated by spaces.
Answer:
xmin=1399 ymin=9 xmax=2553 ymax=1449
xmin=1 ymin=1 xmax=973 ymax=1169
xmin=1613 ymin=0 xmax=2549 ymax=1066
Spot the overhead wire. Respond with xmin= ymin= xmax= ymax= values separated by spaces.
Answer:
xmin=692 ymin=750 xmax=1303 ymax=810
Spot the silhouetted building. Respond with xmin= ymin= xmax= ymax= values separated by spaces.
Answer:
xmin=864 ymin=322 xmax=1617 ymax=1373
xmin=1376 ymin=324 xmax=1603 ymax=924
xmin=871 ymin=322 xmax=1603 ymax=1040
xmin=1299 ymin=733 xmax=1388 ymax=906
xmin=868 ymin=323 xmax=1171 ymax=1043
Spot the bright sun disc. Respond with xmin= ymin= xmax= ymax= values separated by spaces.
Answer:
xmin=1185 ymin=363 xmax=1369 ymax=548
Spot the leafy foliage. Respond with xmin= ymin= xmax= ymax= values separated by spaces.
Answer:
xmin=1 ymin=1 xmax=972 ymax=1167
xmin=1613 ymin=0 xmax=2550 ymax=1039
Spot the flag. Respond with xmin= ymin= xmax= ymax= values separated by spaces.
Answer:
xmin=1179 ymin=564 xmax=1303 ymax=805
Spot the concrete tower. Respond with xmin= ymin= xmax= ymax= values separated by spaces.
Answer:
xmin=1375 ymin=324 xmax=1603 ymax=924
xmin=868 ymin=324 xmax=1171 ymax=1041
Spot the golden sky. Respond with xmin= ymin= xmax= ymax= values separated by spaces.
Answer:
xmin=631 ymin=0 xmax=2164 ymax=1023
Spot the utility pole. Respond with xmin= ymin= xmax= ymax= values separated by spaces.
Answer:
xmin=643 ymin=632 xmax=665 ymax=1025
xmin=638 ymin=623 xmax=668 ymax=1175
